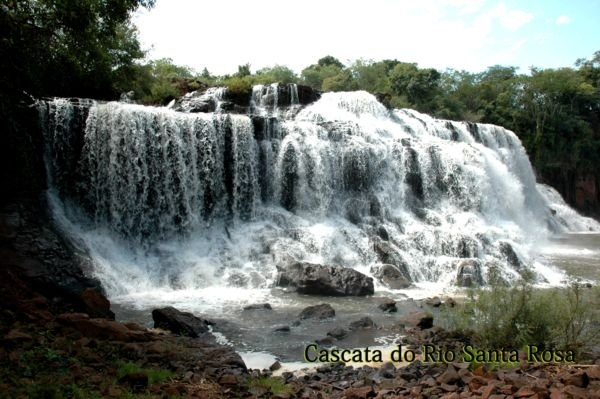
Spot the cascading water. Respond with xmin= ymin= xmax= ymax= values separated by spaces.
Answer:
xmin=40 ymin=89 xmax=600 ymax=315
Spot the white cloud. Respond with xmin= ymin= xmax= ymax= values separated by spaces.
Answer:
xmin=555 ymin=15 xmax=571 ymax=25
xmin=132 ymin=0 xmax=538 ymax=75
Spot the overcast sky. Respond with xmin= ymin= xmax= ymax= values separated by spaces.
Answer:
xmin=133 ymin=0 xmax=600 ymax=76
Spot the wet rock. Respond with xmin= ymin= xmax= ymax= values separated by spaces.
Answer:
xmin=398 ymin=311 xmax=433 ymax=330
xmin=378 ymin=298 xmax=397 ymax=313
xmin=344 ymin=198 xmax=370 ymax=224
xmin=227 ymin=272 xmax=249 ymax=287
xmin=277 ymin=262 xmax=374 ymax=296
xmin=499 ymin=241 xmax=523 ymax=269
xmin=371 ymin=263 xmax=412 ymax=289
xmin=376 ymin=225 xmax=389 ymax=241
xmin=152 ymin=306 xmax=211 ymax=337
xmin=299 ymin=303 xmax=335 ymax=320
xmin=315 ymin=336 xmax=337 ymax=346
xmin=349 ymin=316 xmax=376 ymax=330
xmin=455 ymin=259 xmax=483 ymax=287
xmin=243 ymin=303 xmax=272 ymax=311
xmin=327 ymin=327 xmax=348 ymax=339
xmin=270 ymin=361 xmax=282 ymax=371
xmin=80 ymin=288 xmax=114 ymax=319
xmin=273 ymin=325 xmax=290 ymax=333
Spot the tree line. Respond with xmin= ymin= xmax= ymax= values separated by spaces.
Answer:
xmin=1 ymin=1 xmax=598 ymax=213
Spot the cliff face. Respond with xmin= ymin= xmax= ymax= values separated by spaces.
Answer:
xmin=575 ymin=173 xmax=599 ymax=216
xmin=540 ymin=170 xmax=600 ymax=219
xmin=0 ymin=102 xmax=47 ymax=205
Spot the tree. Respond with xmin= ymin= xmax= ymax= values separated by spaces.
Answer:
xmin=254 ymin=65 xmax=299 ymax=84
xmin=0 ymin=0 xmax=155 ymax=100
xmin=389 ymin=63 xmax=441 ymax=113
xmin=301 ymin=56 xmax=346 ymax=90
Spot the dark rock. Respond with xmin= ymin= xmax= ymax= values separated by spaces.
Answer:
xmin=425 ymin=296 xmax=442 ymax=307
xmin=299 ymin=303 xmax=335 ymax=320
xmin=371 ymin=263 xmax=412 ymax=289
xmin=152 ymin=306 xmax=211 ymax=337
xmin=499 ymin=241 xmax=523 ymax=269
xmin=376 ymin=225 xmax=389 ymax=241
xmin=273 ymin=325 xmax=290 ymax=333
xmin=296 ymin=84 xmax=321 ymax=105
xmin=349 ymin=316 xmax=376 ymax=330
xmin=455 ymin=259 xmax=483 ymax=287
xmin=344 ymin=198 xmax=369 ymax=224
xmin=327 ymin=327 xmax=348 ymax=339
xmin=243 ymin=303 xmax=272 ymax=311
xmin=315 ymin=336 xmax=336 ymax=346
xmin=277 ymin=262 xmax=374 ymax=296
xmin=398 ymin=311 xmax=433 ymax=330
xmin=372 ymin=238 xmax=408 ymax=267
xmin=80 ymin=288 xmax=114 ymax=319
xmin=270 ymin=361 xmax=282 ymax=371
xmin=119 ymin=371 xmax=148 ymax=392
xmin=378 ymin=298 xmax=397 ymax=313
xmin=3 ymin=329 xmax=33 ymax=343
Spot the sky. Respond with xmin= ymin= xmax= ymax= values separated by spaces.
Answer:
xmin=133 ymin=0 xmax=600 ymax=76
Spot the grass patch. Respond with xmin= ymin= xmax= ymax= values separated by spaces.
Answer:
xmin=117 ymin=360 xmax=174 ymax=384
xmin=248 ymin=375 xmax=292 ymax=395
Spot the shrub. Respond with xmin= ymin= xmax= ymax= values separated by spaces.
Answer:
xmin=440 ymin=277 xmax=600 ymax=357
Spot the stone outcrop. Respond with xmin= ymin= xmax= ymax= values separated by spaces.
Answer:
xmin=277 ymin=261 xmax=374 ymax=296
xmin=171 ymin=83 xmax=321 ymax=114
xmin=152 ymin=306 xmax=212 ymax=338
xmin=371 ymin=263 xmax=412 ymax=289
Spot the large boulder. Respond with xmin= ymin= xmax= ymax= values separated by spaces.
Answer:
xmin=152 ymin=306 xmax=212 ymax=337
xmin=80 ymin=287 xmax=115 ymax=319
xmin=371 ymin=264 xmax=412 ymax=289
xmin=277 ymin=262 xmax=374 ymax=296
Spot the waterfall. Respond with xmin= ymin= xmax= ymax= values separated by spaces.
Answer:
xmin=40 ymin=89 xmax=599 ymax=300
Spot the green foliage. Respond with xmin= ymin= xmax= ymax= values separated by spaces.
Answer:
xmin=389 ymin=63 xmax=441 ymax=113
xmin=223 ymin=76 xmax=252 ymax=96
xmin=116 ymin=361 xmax=174 ymax=384
xmin=441 ymin=278 xmax=600 ymax=356
xmin=0 ymin=0 xmax=154 ymax=99
xmin=301 ymin=55 xmax=347 ymax=89
xmin=248 ymin=376 xmax=292 ymax=395
xmin=254 ymin=65 xmax=299 ymax=84
xmin=132 ymin=58 xmax=200 ymax=105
